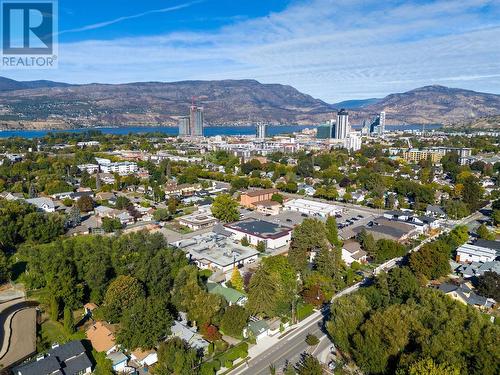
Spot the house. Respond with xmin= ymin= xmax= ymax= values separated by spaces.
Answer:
xmin=207 ymin=283 xmax=247 ymax=306
xmin=83 ymin=302 xmax=98 ymax=317
xmin=426 ymin=204 xmax=447 ymax=218
xmin=86 ymin=321 xmax=117 ymax=354
xmin=224 ymin=218 xmax=292 ymax=250
xmin=341 ymin=240 xmax=368 ymax=265
xmin=165 ymin=182 xmax=202 ymax=197
xmin=25 ymin=197 xmax=56 ymax=213
xmin=254 ymin=200 xmax=281 ymax=216
xmin=94 ymin=205 xmax=134 ymax=225
xmin=170 ymin=321 xmax=209 ymax=350
xmin=456 ymin=261 xmax=500 ymax=278
xmin=455 ymin=242 xmax=498 ymax=263
xmin=172 ymin=230 xmax=259 ymax=273
xmin=244 ymin=318 xmax=286 ymax=342
xmin=107 ymin=351 xmax=129 ymax=373
xmin=13 ymin=340 xmax=92 ymax=375
xmin=239 ymin=188 xmax=279 ymax=208
xmin=383 ymin=210 xmax=412 ymax=221
xmin=131 ymin=349 xmax=158 ymax=367
xmin=283 ymin=198 xmax=342 ymax=218
xmin=438 ymin=282 xmax=495 ymax=309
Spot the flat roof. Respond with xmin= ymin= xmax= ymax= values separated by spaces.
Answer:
xmin=224 ymin=218 xmax=292 ymax=239
xmin=242 ymin=188 xmax=278 ymax=197
xmin=174 ymin=232 xmax=259 ymax=267
xmin=284 ymin=198 xmax=341 ymax=214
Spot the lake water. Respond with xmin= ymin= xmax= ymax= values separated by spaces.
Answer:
xmin=0 ymin=124 xmax=442 ymax=138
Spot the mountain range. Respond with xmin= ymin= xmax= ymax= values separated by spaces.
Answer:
xmin=0 ymin=77 xmax=498 ymax=130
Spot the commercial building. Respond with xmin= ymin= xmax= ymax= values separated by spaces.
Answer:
xmin=99 ymin=161 xmax=138 ymax=175
xmin=368 ymin=111 xmax=386 ymax=135
xmin=403 ymin=147 xmax=472 ymax=165
xmin=254 ymin=200 xmax=281 ymax=215
xmin=456 ymin=241 xmax=499 ymax=263
xmin=240 ymin=188 xmax=279 ymax=208
xmin=190 ymin=105 xmax=204 ymax=136
xmin=344 ymin=133 xmax=362 ymax=151
xmin=256 ymin=124 xmax=268 ymax=139
xmin=224 ymin=218 xmax=292 ymax=249
xmin=316 ymin=123 xmax=333 ymax=139
xmin=172 ymin=231 xmax=259 ymax=273
xmin=178 ymin=116 xmax=190 ymax=136
xmin=283 ymin=198 xmax=342 ymax=217
xmin=335 ymin=109 xmax=349 ymax=139
xmin=13 ymin=341 xmax=93 ymax=375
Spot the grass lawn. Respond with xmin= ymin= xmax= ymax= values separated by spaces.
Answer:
xmin=39 ymin=318 xmax=86 ymax=350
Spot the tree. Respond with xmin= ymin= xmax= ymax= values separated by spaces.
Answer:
xmin=76 ymin=195 xmax=95 ymax=212
xmin=271 ymin=193 xmax=284 ymax=204
xmin=444 ymin=199 xmax=470 ymax=219
xmin=247 ymin=267 xmax=280 ymax=317
xmin=386 ymin=267 xmax=419 ymax=303
xmin=200 ymin=323 xmax=222 ymax=342
xmin=241 ymin=236 xmax=249 ymax=246
xmin=230 ymin=267 xmax=244 ymax=291
xmin=220 ymin=305 xmax=249 ymax=338
xmin=50 ymin=295 xmax=60 ymax=321
xmin=462 ymin=176 xmax=483 ymax=211
xmin=325 ymin=215 xmax=342 ymax=247
xmin=409 ymin=241 xmax=450 ymax=280
xmin=154 ymin=337 xmax=200 ymax=375
xmin=405 ymin=358 xmax=460 ymax=375
xmin=0 ymin=252 xmax=9 ymax=284
xmin=256 ymin=241 xmax=266 ymax=252
xmin=103 ymin=275 xmax=145 ymax=323
xmin=475 ymin=271 xmax=500 ymax=301
xmin=63 ymin=306 xmax=75 ymax=334
xmin=115 ymin=196 xmax=132 ymax=210
xmin=314 ymin=247 xmax=344 ymax=291
xmin=167 ymin=197 xmax=178 ymax=215
xmin=477 ymin=224 xmax=494 ymax=240
xmin=295 ymin=353 xmax=323 ymax=375
xmin=493 ymin=209 xmax=500 ymax=226
xmin=101 ymin=217 xmax=122 ymax=232
xmin=357 ymin=229 xmax=376 ymax=256
xmin=288 ymin=219 xmax=329 ymax=272
xmin=305 ymin=334 xmax=319 ymax=346
xmin=153 ymin=208 xmax=170 ymax=222
xmin=211 ymin=194 xmax=239 ymax=223
xmin=117 ymin=297 xmax=173 ymax=349
xmin=68 ymin=205 xmax=81 ymax=227
xmin=374 ymin=239 xmax=406 ymax=263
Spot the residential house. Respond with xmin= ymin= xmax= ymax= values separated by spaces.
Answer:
xmin=207 ymin=283 xmax=247 ymax=306
xmin=25 ymin=197 xmax=56 ymax=213
xmin=426 ymin=205 xmax=447 ymax=218
xmin=341 ymin=240 xmax=368 ymax=265
xmin=178 ymin=208 xmax=218 ymax=230
xmin=438 ymin=282 xmax=495 ymax=310
xmin=131 ymin=349 xmax=158 ymax=367
xmin=254 ymin=200 xmax=281 ymax=216
xmin=107 ymin=351 xmax=129 ymax=373
xmin=86 ymin=322 xmax=117 ymax=354
xmin=13 ymin=341 xmax=93 ymax=375
xmin=170 ymin=321 xmax=209 ymax=350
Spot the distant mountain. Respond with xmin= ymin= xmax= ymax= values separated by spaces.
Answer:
xmin=352 ymin=85 xmax=500 ymax=126
xmin=331 ymin=98 xmax=382 ymax=109
xmin=0 ymin=77 xmax=69 ymax=92
xmin=0 ymin=78 xmax=335 ymax=130
xmin=0 ymin=78 xmax=498 ymax=130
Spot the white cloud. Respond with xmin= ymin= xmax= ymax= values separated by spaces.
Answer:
xmin=6 ymin=0 xmax=500 ymax=102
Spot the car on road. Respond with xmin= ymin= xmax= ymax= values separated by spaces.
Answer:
xmin=301 ymin=213 xmax=308 ymax=217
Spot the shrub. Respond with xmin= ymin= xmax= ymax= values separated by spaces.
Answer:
xmin=305 ymin=334 xmax=320 ymax=346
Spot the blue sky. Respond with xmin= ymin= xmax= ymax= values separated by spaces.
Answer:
xmin=4 ymin=0 xmax=500 ymax=102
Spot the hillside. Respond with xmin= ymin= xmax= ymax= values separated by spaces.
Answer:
xmin=0 ymin=79 xmax=499 ymax=130
xmin=0 ymin=79 xmax=334 ymax=130
xmin=354 ymin=85 xmax=500 ymax=126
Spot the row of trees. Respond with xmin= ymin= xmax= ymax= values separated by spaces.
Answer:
xmin=327 ymin=266 xmax=500 ymax=375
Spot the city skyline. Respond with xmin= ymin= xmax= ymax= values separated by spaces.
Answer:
xmin=2 ymin=0 xmax=499 ymax=102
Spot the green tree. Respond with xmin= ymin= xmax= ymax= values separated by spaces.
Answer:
xmin=103 ymin=275 xmax=145 ymax=323
xmin=493 ymin=209 xmax=500 ymax=226
xmin=63 ymin=306 xmax=75 ymax=334
xmin=153 ymin=208 xmax=170 ymax=221
xmin=220 ymin=305 xmax=249 ymax=338
xmin=386 ymin=267 xmax=419 ymax=304
xmin=325 ymin=215 xmax=342 ymax=247
xmin=288 ymin=219 xmax=329 ymax=272
xmin=241 ymin=236 xmax=250 ymax=246
xmin=271 ymin=193 xmax=284 ymax=204
xmin=256 ymin=241 xmax=266 ymax=253
xmin=374 ymin=239 xmax=406 ymax=263
xmin=167 ymin=197 xmax=178 ymax=215
xmin=115 ymin=196 xmax=132 ymax=210
xmin=230 ymin=267 xmax=244 ymax=291
xmin=76 ymin=195 xmax=95 ymax=212
xmin=211 ymin=194 xmax=239 ymax=223
xmin=50 ymin=295 xmax=60 ymax=321
xmin=475 ymin=271 xmax=500 ymax=300
xmin=296 ymin=353 xmax=323 ymax=375
xmin=117 ymin=297 xmax=173 ymax=350
xmin=247 ymin=267 xmax=280 ymax=317
xmin=405 ymin=358 xmax=460 ymax=375
xmin=101 ymin=217 xmax=122 ymax=232
xmin=461 ymin=176 xmax=483 ymax=211
xmin=154 ymin=337 xmax=200 ymax=375
xmin=477 ymin=224 xmax=494 ymax=240
xmin=357 ymin=229 xmax=376 ymax=256
xmin=0 ymin=252 xmax=9 ymax=283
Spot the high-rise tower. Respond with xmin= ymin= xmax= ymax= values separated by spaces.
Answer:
xmin=335 ymin=109 xmax=349 ymax=139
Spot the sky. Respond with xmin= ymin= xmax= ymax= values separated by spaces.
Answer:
xmin=3 ymin=0 xmax=500 ymax=102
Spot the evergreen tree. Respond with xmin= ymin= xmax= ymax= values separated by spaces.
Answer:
xmin=63 ymin=306 xmax=75 ymax=334
xmin=325 ymin=215 xmax=342 ymax=247
xmin=247 ymin=267 xmax=279 ymax=317
xmin=50 ymin=295 xmax=60 ymax=321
